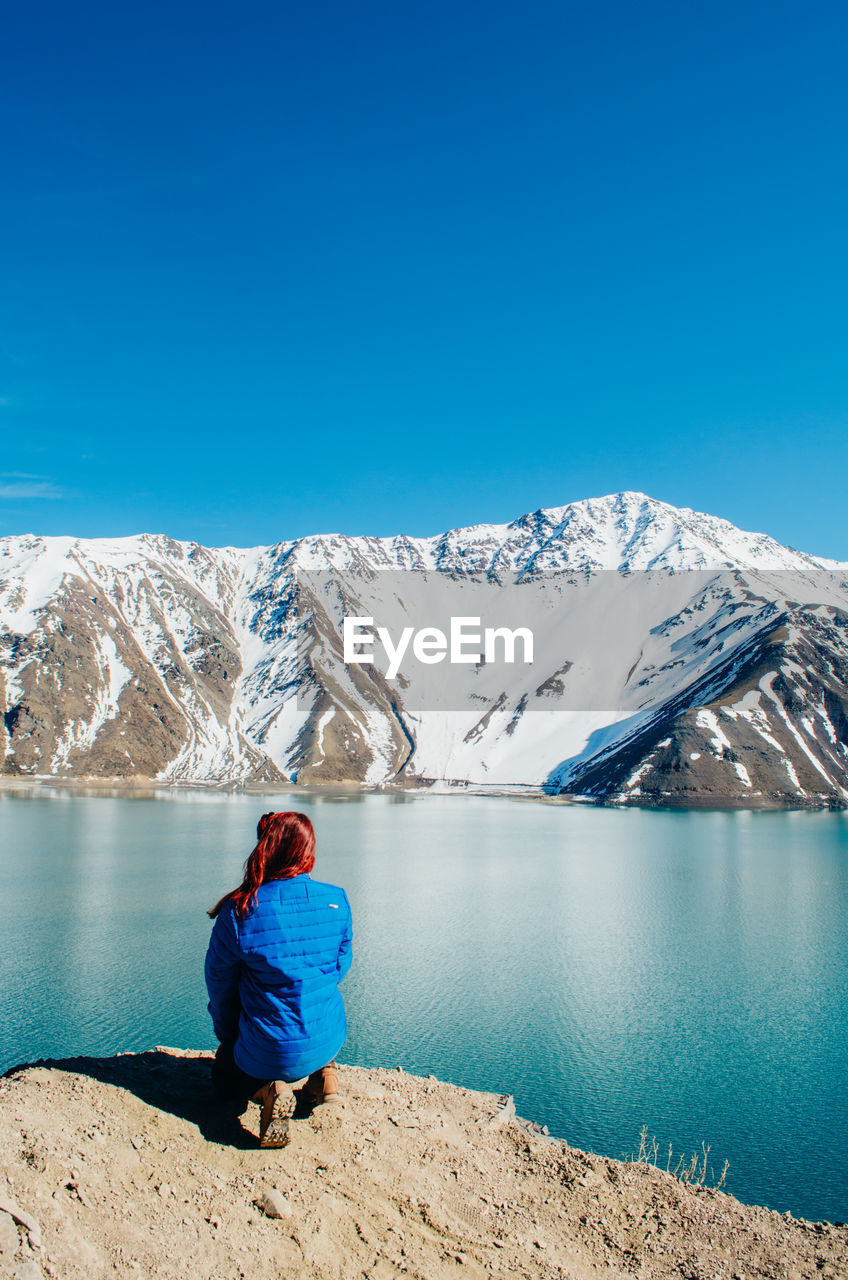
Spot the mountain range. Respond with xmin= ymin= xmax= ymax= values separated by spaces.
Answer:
xmin=2 ymin=490 xmax=847 ymax=807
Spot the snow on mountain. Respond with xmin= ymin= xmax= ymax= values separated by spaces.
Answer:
xmin=2 ymin=492 xmax=847 ymax=807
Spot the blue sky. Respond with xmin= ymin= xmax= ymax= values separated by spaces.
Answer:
xmin=1 ymin=1 xmax=846 ymax=555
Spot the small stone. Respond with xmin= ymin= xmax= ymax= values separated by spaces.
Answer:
xmin=481 ymin=1096 xmax=516 ymax=1132
xmin=0 ymin=1209 xmax=19 ymax=1254
xmin=68 ymin=1182 xmax=93 ymax=1209
xmin=157 ymin=1184 xmax=171 ymax=1200
xmin=256 ymin=1188 xmax=289 ymax=1219
xmin=0 ymin=1198 xmax=41 ymax=1251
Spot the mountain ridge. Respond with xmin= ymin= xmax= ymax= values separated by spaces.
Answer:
xmin=5 ymin=489 xmax=843 ymax=576
xmin=2 ymin=491 xmax=847 ymax=805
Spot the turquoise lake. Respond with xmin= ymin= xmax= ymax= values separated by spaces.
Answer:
xmin=1 ymin=788 xmax=846 ymax=1224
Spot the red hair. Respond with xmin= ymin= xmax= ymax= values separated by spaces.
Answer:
xmin=208 ymin=811 xmax=316 ymax=919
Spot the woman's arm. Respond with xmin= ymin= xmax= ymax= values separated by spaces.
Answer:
xmin=204 ymin=900 xmax=243 ymax=1043
xmin=337 ymin=891 xmax=353 ymax=982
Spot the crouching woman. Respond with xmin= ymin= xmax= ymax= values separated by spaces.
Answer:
xmin=205 ymin=810 xmax=353 ymax=1147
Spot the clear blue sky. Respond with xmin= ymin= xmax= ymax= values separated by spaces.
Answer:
xmin=1 ymin=1 xmax=846 ymax=556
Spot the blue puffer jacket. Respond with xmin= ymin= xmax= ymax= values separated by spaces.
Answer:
xmin=204 ymin=873 xmax=353 ymax=1082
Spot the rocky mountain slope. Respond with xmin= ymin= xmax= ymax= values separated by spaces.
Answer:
xmin=2 ymin=492 xmax=847 ymax=806
xmin=0 ymin=1048 xmax=845 ymax=1280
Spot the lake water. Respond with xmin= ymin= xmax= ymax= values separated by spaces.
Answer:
xmin=1 ymin=788 xmax=846 ymax=1224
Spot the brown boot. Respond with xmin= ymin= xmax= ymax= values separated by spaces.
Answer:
xmin=253 ymin=1080 xmax=296 ymax=1147
xmin=305 ymin=1063 xmax=342 ymax=1105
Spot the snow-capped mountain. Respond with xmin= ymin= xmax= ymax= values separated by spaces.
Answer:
xmin=2 ymin=491 xmax=847 ymax=807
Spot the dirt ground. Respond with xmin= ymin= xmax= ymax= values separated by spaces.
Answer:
xmin=0 ymin=1048 xmax=845 ymax=1280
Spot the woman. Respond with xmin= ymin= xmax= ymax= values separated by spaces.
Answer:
xmin=205 ymin=810 xmax=353 ymax=1148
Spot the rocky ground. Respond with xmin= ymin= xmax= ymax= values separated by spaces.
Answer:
xmin=0 ymin=1048 xmax=845 ymax=1280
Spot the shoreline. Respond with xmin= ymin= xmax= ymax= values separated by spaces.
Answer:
xmin=0 ymin=773 xmax=842 ymax=812
xmin=0 ymin=1048 xmax=845 ymax=1279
